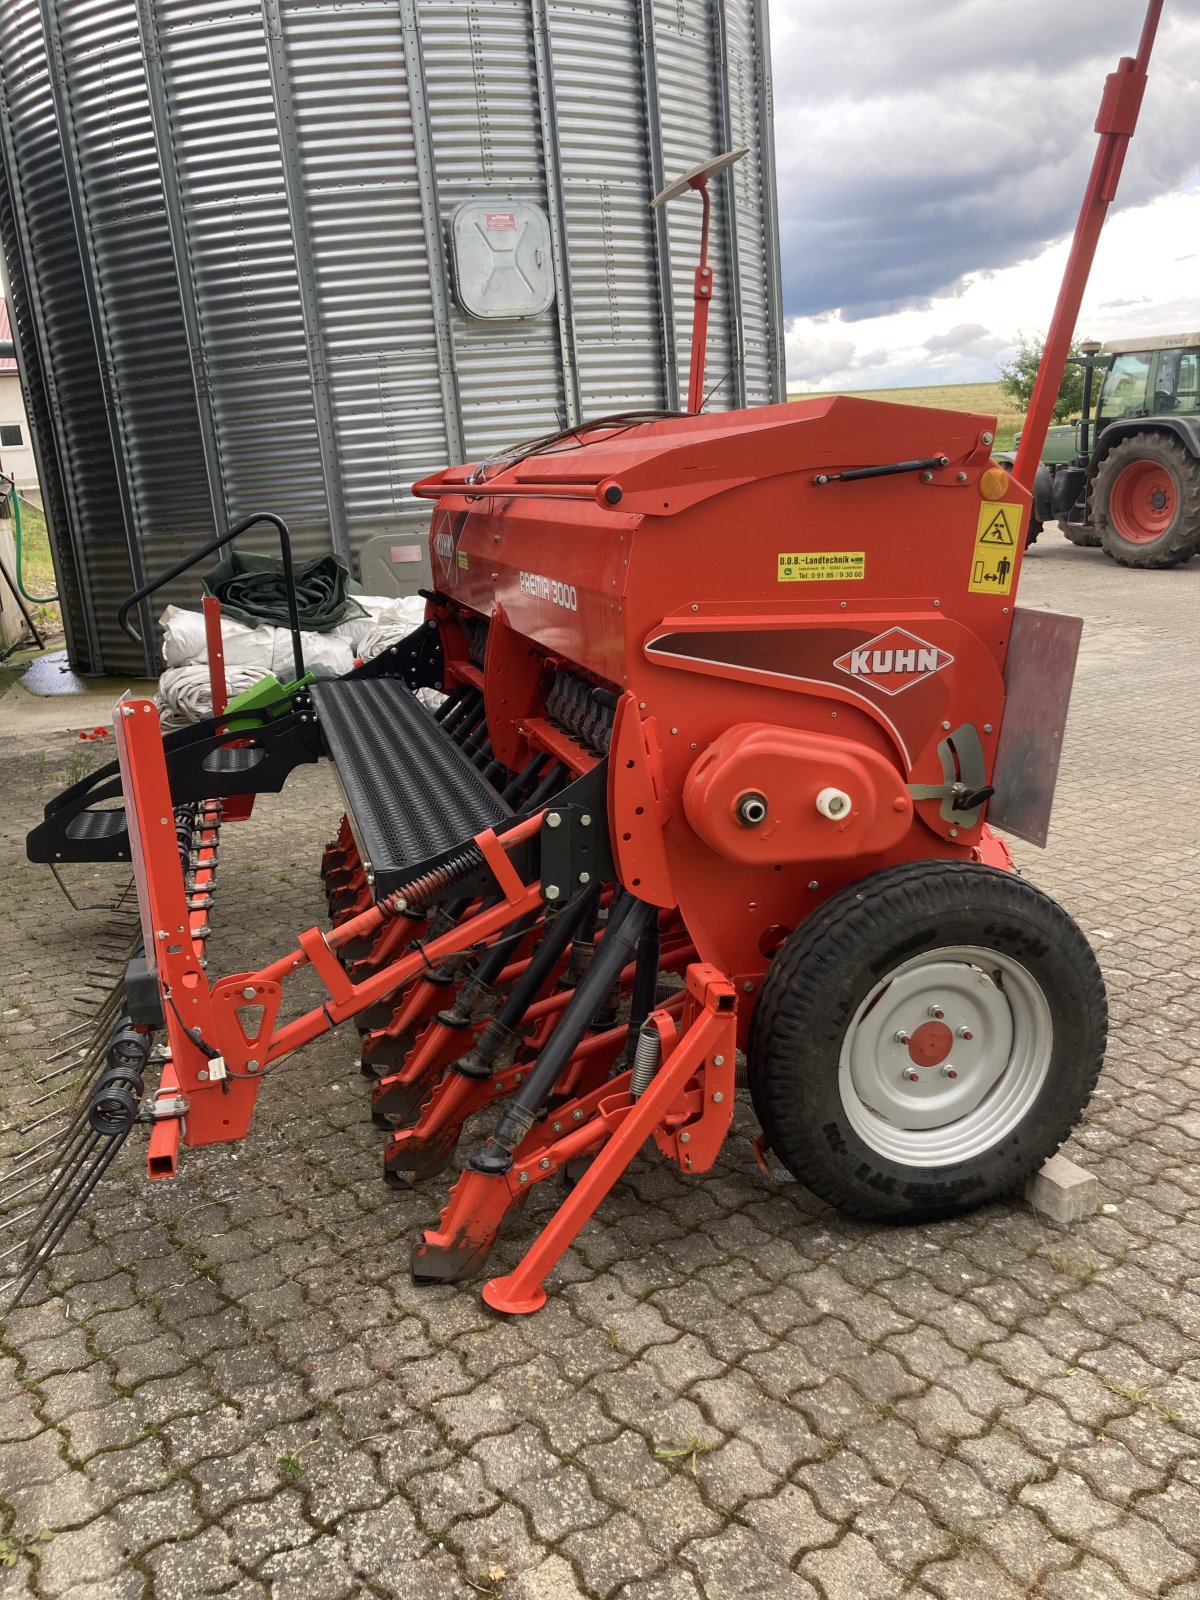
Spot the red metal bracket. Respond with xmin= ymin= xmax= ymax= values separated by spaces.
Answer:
xmin=203 ymin=594 xmax=228 ymax=718
xmin=480 ymin=963 xmax=738 ymax=1313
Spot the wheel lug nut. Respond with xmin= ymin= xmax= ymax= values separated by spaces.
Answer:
xmin=894 ymin=1030 xmax=910 ymax=1045
xmin=902 ymin=1069 xmax=920 ymax=1084
xmin=957 ymin=1027 xmax=973 ymax=1040
xmin=928 ymin=1005 xmax=944 ymax=1019
xmin=941 ymin=1065 xmax=958 ymax=1079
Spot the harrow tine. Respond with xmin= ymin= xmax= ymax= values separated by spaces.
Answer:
xmin=47 ymin=1021 xmax=94 ymax=1047
xmin=4 ymin=1129 xmax=129 ymax=1310
xmin=5 ymin=1126 xmax=70 ymax=1169
xmin=17 ymin=1107 xmax=71 ymax=1138
xmin=0 ymin=1216 xmax=41 ymax=1264
xmin=34 ymin=1058 xmax=90 ymax=1085
xmin=0 ymin=1202 xmax=39 ymax=1237
xmin=0 ymin=1154 xmax=54 ymax=1192
xmin=42 ymin=1039 xmax=94 ymax=1065
xmin=0 ymin=1172 xmax=53 ymax=1209
xmin=25 ymin=1082 xmax=73 ymax=1109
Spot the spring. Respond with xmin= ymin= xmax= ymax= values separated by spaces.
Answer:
xmin=629 ymin=1020 xmax=662 ymax=1100
xmin=385 ymin=844 xmax=485 ymax=915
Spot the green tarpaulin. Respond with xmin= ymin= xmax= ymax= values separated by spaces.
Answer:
xmin=202 ymin=550 xmax=364 ymax=633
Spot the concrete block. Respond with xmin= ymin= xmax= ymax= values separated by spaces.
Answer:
xmin=1025 ymin=1152 xmax=1100 ymax=1224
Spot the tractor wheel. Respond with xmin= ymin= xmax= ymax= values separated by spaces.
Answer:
xmin=1062 ymin=522 xmax=1101 ymax=548
xmin=747 ymin=861 xmax=1106 ymax=1222
xmin=1025 ymin=517 xmax=1042 ymax=548
xmin=1094 ymin=433 xmax=1200 ymax=568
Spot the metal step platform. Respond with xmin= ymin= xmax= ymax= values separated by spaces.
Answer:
xmin=310 ymin=679 xmax=513 ymax=899
xmin=26 ymin=702 xmax=321 ymax=865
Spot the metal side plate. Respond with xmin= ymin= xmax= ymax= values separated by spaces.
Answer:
xmin=989 ymin=607 xmax=1084 ymax=848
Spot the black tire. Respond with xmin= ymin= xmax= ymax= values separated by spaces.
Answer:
xmin=747 ymin=860 xmax=1106 ymax=1222
xmin=1062 ymin=521 xmax=1101 ymax=548
xmin=1025 ymin=517 xmax=1042 ymax=549
xmin=1094 ymin=432 xmax=1200 ymax=568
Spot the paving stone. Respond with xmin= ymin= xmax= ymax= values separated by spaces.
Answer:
xmin=920 ymin=1551 xmax=1028 ymax=1600
xmin=337 ymin=1495 xmax=426 ymax=1574
xmin=976 ymin=1503 xmax=1076 ymax=1585
xmin=1019 ymin=1468 xmax=1124 ymax=1541
xmin=701 ymin=1434 xmax=777 ymax=1510
xmin=854 ymin=1492 xmax=953 ymax=1572
xmin=110 ymin=1479 xmax=205 ymax=1553
xmin=1088 ymin=1513 xmax=1195 ymax=1590
xmin=258 ymin=1537 xmax=358 ymax=1599
xmin=0 ymin=1429 xmax=68 ymax=1490
xmin=0 ymin=1398 xmax=42 ymax=1445
xmin=510 ymin=1462 xmax=608 ymax=1543
xmin=1042 ymin=1554 xmax=1159 ymax=1599
xmin=408 ymin=1455 xmax=500 ymax=1537
xmin=607 ymin=1572 xmax=703 ymax=1600
xmin=896 ymin=1385 xmax=988 ymax=1449
xmin=83 ymin=1436 xmax=170 ymax=1501
xmin=739 ymin=1482 xmax=837 ymax=1564
xmin=635 ymin=1470 xmax=723 ymax=1556
xmin=578 ymin=1428 xmax=670 ymax=1500
xmin=684 ymin=1523 xmax=820 ymax=1600
xmin=144 ymin=1525 xmax=248 ymax=1598
xmin=453 ymin=1501 xmax=547 ymax=1585
xmin=34 ymin=1519 xmax=125 ymax=1597
xmin=1026 ymin=1154 xmax=1101 ymax=1223
xmin=799 ymin=1530 xmax=905 ymax=1599
xmin=512 ymin=1553 xmax=595 ymax=1600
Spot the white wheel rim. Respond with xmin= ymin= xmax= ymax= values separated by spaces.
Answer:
xmin=838 ymin=945 xmax=1053 ymax=1168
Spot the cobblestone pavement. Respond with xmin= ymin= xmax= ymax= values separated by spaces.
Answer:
xmin=0 ymin=532 xmax=1198 ymax=1600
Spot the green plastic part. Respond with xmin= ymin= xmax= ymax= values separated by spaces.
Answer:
xmin=222 ymin=670 xmax=312 ymax=730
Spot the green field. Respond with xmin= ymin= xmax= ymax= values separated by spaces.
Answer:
xmin=786 ymin=380 xmax=1024 ymax=452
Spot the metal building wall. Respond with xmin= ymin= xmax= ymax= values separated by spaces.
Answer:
xmin=0 ymin=0 xmax=784 ymax=675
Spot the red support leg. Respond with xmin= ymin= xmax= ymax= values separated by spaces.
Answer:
xmin=482 ymin=965 xmax=737 ymax=1314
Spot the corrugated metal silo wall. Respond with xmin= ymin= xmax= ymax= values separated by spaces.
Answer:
xmin=0 ymin=0 xmax=783 ymax=674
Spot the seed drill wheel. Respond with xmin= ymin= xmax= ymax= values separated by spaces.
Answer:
xmin=748 ymin=861 xmax=1107 ymax=1221
xmin=1094 ymin=433 xmax=1200 ymax=568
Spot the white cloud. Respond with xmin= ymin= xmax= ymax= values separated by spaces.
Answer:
xmin=784 ymin=187 xmax=1200 ymax=391
xmin=768 ymin=0 xmax=1200 ymax=375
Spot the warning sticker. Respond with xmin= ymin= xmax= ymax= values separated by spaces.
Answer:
xmin=968 ymin=501 xmax=1022 ymax=595
xmin=778 ymin=551 xmax=866 ymax=583
xmin=457 ymin=549 xmax=470 ymax=570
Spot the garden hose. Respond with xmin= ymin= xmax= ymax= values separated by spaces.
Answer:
xmin=6 ymin=481 xmax=57 ymax=605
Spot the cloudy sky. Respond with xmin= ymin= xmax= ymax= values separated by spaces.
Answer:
xmin=769 ymin=1 xmax=1200 ymax=391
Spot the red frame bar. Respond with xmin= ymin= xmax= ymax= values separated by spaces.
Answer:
xmin=1013 ymin=2 xmax=1161 ymax=488
xmin=115 ymin=698 xmax=546 ymax=1156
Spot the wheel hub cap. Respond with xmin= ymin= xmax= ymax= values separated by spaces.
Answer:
xmin=839 ymin=945 xmax=1053 ymax=1167
xmin=1110 ymin=459 xmax=1176 ymax=543
xmin=906 ymin=1019 xmax=953 ymax=1067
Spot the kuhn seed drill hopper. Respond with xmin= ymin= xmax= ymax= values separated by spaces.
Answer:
xmin=6 ymin=6 xmax=1161 ymax=1311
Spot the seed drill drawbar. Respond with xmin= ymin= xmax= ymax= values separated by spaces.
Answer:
xmin=8 ymin=7 xmax=1162 ymax=1311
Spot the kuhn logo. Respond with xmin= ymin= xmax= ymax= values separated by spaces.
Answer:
xmin=833 ymin=628 xmax=953 ymax=696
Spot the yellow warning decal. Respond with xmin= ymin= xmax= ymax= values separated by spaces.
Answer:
xmin=968 ymin=501 xmax=1022 ymax=595
xmin=457 ymin=549 xmax=469 ymax=570
xmin=778 ymin=551 xmax=866 ymax=583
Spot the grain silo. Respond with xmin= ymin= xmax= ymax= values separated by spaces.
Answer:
xmin=0 ymin=0 xmax=783 ymax=673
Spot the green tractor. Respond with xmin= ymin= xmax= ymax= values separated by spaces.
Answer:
xmin=1004 ymin=333 xmax=1200 ymax=568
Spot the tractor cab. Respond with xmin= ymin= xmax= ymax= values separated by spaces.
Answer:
xmin=1095 ymin=339 xmax=1200 ymax=426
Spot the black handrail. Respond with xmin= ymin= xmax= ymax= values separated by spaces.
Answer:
xmin=118 ymin=512 xmax=305 ymax=684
